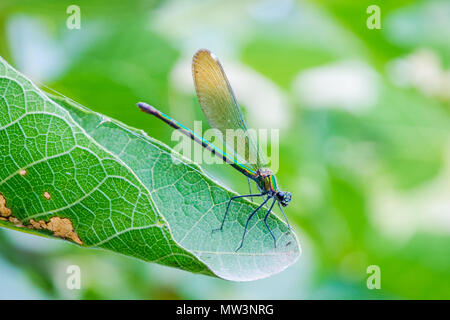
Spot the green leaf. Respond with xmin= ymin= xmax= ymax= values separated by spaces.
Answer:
xmin=0 ymin=56 xmax=300 ymax=281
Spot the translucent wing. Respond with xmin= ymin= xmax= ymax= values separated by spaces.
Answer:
xmin=192 ymin=49 xmax=266 ymax=173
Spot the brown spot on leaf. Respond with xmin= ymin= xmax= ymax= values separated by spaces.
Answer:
xmin=0 ymin=193 xmax=82 ymax=245
xmin=0 ymin=194 xmax=12 ymax=218
xmin=43 ymin=191 xmax=51 ymax=200
xmin=0 ymin=196 xmax=24 ymax=227
xmin=8 ymin=216 xmax=24 ymax=227
xmin=29 ymin=219 xmax=42 ymax=229
xmin=42 ymin=217 xmax=82 ymax=245
xmin=28 ymin=217 xmax=82 ymax=244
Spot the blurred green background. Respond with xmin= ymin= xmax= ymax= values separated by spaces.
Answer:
xmin=1 ymin=0 xmax=449 ymax=299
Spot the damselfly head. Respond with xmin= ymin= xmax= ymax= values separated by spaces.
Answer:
xmin=276 ymin=191 xmax=292 ymax=207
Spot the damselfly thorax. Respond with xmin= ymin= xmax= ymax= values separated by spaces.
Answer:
xmin=254 ymin=169 xmax=291 ymax=206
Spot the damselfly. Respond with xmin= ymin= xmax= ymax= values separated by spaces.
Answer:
xmin=138 ymin=49 xmax=291 ymax=251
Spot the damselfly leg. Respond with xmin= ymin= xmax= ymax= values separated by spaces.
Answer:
xmin=264 ymin=199 xmax=277 ymax=248
xmin=214 ymin=192 xmax=284 ymax=251
xmin=247 ymin=178 xmax=253 ymax=202
xmin=235 ymin=196 xmax=271 ymax=252
xmin=212 ymin=193 xmax=266 ymax=234
xmin=278 ymin=202 xmax=291 ymax=230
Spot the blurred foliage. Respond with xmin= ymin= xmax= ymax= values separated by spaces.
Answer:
xmin=0 ymin=0 xmax=449 ymax=299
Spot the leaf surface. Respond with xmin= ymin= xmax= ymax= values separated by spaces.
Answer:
xmin=0 ymin=57 xmax=300 ymax=281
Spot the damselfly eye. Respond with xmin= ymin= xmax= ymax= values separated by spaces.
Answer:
xmin=277 ymin=191 xmax=292 ymax=207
